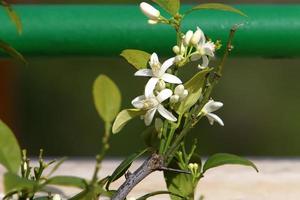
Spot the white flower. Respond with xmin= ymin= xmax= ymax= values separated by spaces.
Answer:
xmin=53 ymin=194 xmax=61 ymax=200
xmin=190 ymin=27 xmax=216 ymax=69
xmin=200 ymin=100 xmax=224 ymax=126
xmin=132 ymin=89 xmax=177 ymax=126
xmin=135 ymin=53 xmax=182 ymax=97
xmin=140 ymin=2 xmax=160 ymax=22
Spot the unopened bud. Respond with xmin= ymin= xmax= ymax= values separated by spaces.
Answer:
xmin=155 ymin=80 xmax=166 ymax=91
xmin=174 ymin=55 xmax=184 ymax=63
xmin=184 ymin=30 xmax=193 ymax=46
xmin=148 ymin=19 xmax=158 ymax=24
xmin=23 ymin=162 xmax=28 ymax=171
xmin=181 ymin=90 xmax=188 ymax=99
xmin=170 ymin=95 xmax=180 ymax=104
xmin=172 ymin=45 xmax=180 ymax=54
xmin=180 ymin=45 xmax=186 ymax=54
xmin=140 ymin=2 xmax=160 ymax=20
xmin=174 ymin=84 xmax=185 ymax=95
xmin=191 ymin=27 xmax=202 ymax=46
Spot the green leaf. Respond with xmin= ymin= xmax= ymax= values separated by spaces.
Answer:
xmin=164 ymin=172 xmax=193 ymax=200
xmin=203 ymin=153 xmax=258 ymax=173
xmin=0 ymin=120 xmax=21 ymax=173
xmin=152 ymin=0 xmax=180 ymax=16
xmin=106 ymin=148 xmax=149 ymax=190
xmin=0 ymin=39 xmax=27 ymax=65
xmin=93 ymin=75 xmax=121 ymax=123
xmin=164 ymin=155 xmax=202 ymax=200
xmin=1 ymin=0 xmax=22 ymax=34
xmin=4 ymin=172 xmax=36 ymax=193
xmin=188 ymin=3 xmax=247 ymax=17
xmin=121 ymin=49 xmax=151 ymax=70
xmin=112 ymin=109 xmax=146 ymax=134
xmin=176 ymin=68 xmax=211 ymax=114
xmin=137 ymin=191 xmax=184 ymax=200
xmin=46 ymin=176 xmax=87 ymax=189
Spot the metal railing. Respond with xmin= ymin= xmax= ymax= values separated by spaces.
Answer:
xmin=0 ymin=4 xmax=299 ymax=57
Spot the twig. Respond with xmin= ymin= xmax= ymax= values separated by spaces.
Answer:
xmin=112 ymin=153 xmax=164 ymax=200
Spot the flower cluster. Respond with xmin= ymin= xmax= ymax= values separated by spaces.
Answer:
xmin=132 ymin=53 xmax=182 ymax=125
xmin=174 ymin=27 xmax=216 ymax=69
xmin=132 ymin=2 xmax=224 ymax=127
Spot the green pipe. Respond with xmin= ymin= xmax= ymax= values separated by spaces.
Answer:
xmin=0 ymin=4 xmax=299 ymax=58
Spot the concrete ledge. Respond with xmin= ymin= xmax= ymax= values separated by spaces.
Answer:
xmin=1 ymin=158 xmax=300 ymax=199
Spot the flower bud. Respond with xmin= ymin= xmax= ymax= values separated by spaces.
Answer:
xmin=174 ymin=55 xmax=184 ymax=63
xmin=148 ymin=19 xmax=158 ymax=25
xmin=140 ymin=2 xmax=160 ymax=20
xmin=170 ymin=95 xmax=179 ymax=104
xmin=155 ymin=118 xmax=163 ymax=132
xmin=180 ymin=44 xmax=186 ymax=54
xmin=155 ymin=80 xmax=166 ymax=91
xmin=181 ymin=90 xmax=188 ymax=99
xmin=188 ymin=163 xmax=194 ymax=170
xmin=23 ymin=162 xmax=28 ymax=171
xmin=174 ymin=84 xmax=184 ymax=96
xmin=184 ymin=30 xmax=193 ymax=46
xmin=172 ymin=45 xmax=180 ymax=54
xmin=191 ymin=27 xmax=202 ymax=46
xmin=53 ymin=194 xmax=61 ymax=200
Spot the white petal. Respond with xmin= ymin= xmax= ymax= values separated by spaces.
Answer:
xmin=206 ymin=113 xmax=224 ymax=126
xmin=134 ymin=69 xmax=153 ymax=77
xmin=144 ymin=108 xmax=157 ymax=126
xmin=204 ymin=47 xmax=214 ymax=57
xmin=157 ymin=104 xmax=177 ymax=122
xmin=145 ymin=77 xmax=159 ymax=98
xmin=191 ymin=53 xmax=201 ymax=61
xmin=198 ymin=30 xmax=206 ymax=45
xmin=131 ymin=95 xmax=145 ymax=109
xmin=156 ymin=89 xmax=172 ymax=103
xmin=150 ymin=53 xmax=160 ymax=67
xmin=161 ymin=73 xmax=182 ymax=84
xmin=201 ymin=56 xmax=209 ymax=68
xmin=159 ymin=57 xmax=175 ymax=76
xmin=204 ymin=100 xmax=223 ymax=113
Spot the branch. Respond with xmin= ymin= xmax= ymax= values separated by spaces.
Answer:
xmin=112 ymin=153 xmax=164 ymax=200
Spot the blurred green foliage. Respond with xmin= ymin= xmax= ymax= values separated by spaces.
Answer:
xmin=14 ymin=57 xmax=300 ymax=156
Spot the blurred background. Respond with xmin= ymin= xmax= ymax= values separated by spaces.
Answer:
xmin=1 ymin=0 xmax=300 ymax=157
